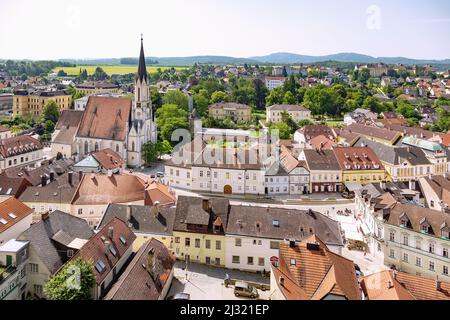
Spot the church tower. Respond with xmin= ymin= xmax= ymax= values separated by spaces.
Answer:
xmin=127 ymin=35 xmax=157 ymax=168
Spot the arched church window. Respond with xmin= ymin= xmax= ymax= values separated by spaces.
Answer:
xmin=138 ymin=88 xmax=141 ymax=101
xmin=84 ymin=141 xmax=89 ymax=154
xmin=116 ymin=144 xmax=119 ymax=153
xmin=132 ymin=141 xmax=135 ymax=152
xmin=95 ymin=142 xmax=99 ymax=152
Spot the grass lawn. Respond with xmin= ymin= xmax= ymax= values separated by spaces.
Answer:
xmin=53 ymin=65 xmax=188 ymax=76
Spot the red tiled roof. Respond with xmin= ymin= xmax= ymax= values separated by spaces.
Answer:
xmin=72 ymin=217 xmax=136 ymax=285
xmin=333 ymin=146 xmax=384 ymax=171
xmin=92 ymin=148 xmax=125 ymax=171
xmin=76 ymin=96 xmax=131 ymax=141
xmin=144 ymin=181 xmax=176 ymax=206
xmin=274 ymin=235 xmax=361 ymax=300
xmin=0 ymin=197 xmax=32 ymax=234
xmin=0 ymin=136 xmax=43 ymax=158
xmin=72 ymin=174 xmax=145 ymax=205
xmin=361 ymin=270 xmax=450 ymax=300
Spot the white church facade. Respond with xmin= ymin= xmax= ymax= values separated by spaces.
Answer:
xmin=51 ymin=37 xmax=157 ymax=168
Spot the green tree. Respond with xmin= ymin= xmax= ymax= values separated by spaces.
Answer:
xmin=266 ymin=87 xmax=285 ymax=106
xmin=210 ymin=91 xmax=230 ymax=104
xmin=42 ymin=100 xmax=60 ymax=124
xmin=92 ymin=67 xmax=108 ymax=81
xmin=44 ymin=258 xmax=95 ymax=300
xmin=193 ymin=93 xmax=209 ymax=117
xmin=270 ymin=122 xmax=291 ymax=139
xmin=156 ymin=104 xmax=189 ymax=143
xmin=283 ymin=91 xmax=297 ymax=105
xmin=362 ymin=96 xmax=385 ymax=114
xmin=150 ymin=87 xmax=163 ymax=110
xmin=253 ymin=78 xmax=268 ymax=109
xmin=162 ymin=90 xmax=189 ymax=111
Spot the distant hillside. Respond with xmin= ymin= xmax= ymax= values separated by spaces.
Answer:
xmin=60 ymin=56 xmax=258 ymax=67
xmin=58 ymin=52 xmax=450 ymax=67
xmin=250 ymin=52 xmax=450 ymax=66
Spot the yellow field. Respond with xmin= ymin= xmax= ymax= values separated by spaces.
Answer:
xmin=53 ymin=65 xmax=187 ymax=76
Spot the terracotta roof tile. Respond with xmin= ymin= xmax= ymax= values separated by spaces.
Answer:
xmin=0 ymin=198 xmax=32 ymax=234
xmin=72 ymin=217 xmax=136 ymax=285
xmin=274 ymin=235 xmax=361 ymax=300
xmin=76 ymin=96 xmax=131 ymax=141
xmin=92 ymin=148 xmax=125 ymax=171
xmin=72 ymin=174 xmax=145 ymax=205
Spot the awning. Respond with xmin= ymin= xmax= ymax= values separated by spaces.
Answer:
xmin=345 ymin=182 xmax=363 ymax=192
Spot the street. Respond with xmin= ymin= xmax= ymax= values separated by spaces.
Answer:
xmin=168 ymin=261 xmax=270 ymax=300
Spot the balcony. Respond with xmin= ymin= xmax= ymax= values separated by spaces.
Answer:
xmin=0 ymin=265 xmax=17 ymax=285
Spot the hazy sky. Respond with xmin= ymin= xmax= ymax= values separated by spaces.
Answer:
xmin=1 ymin=0 xmax=449 ymax=60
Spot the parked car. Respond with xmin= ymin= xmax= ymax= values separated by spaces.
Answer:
xmin=234 ymin=282 xmax=259 ymax=299
xmin=156 ymin=172 xmax=165 ymax=177
xmin=168 ymin=293 xmax=190 ymax=300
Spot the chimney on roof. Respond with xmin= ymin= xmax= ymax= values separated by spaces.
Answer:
xmin=126 ymin=205 xmax=131 ymax=223
xmin=41 ymin=212 xmax=49 ymax=221
xmin=104 ymin=240 xmax=111 ymax=257
xmin=151 ymin=201 xmax=160 ymax=218
xmin=41 ymin=175 xmax=47 ymax=187
xmin=388 ymin=280 xmax=394 ymax=289
xmin=147 ymin=247 xmax=156 ymax=281
xmin=107 ymin=226 xmax=114 ymax=239
xmin=68 ymin=171 xmax=73 ymax=186
xmin=436 ymin=276 xmax=442 ymax=291
xmin=202 ymin=198 xmax=210 ymax=212
xmin=49 ymin=171 xmax=55 ymax=182
xmin=279 ymin=276 xmax=285 ymax=287
xmin=78 ymin=171 xmax=83 ymax=181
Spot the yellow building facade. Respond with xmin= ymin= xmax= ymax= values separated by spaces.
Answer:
xmin=172 ymin=231 xmax=226 ymax=267
xmin=13 ymin=90 xmax=71 ymax=118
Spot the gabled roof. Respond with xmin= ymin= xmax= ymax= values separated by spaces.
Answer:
xmin=144 ymin=181 xmax=176 ymax=206
xmin=333 ymin=146 xmax=384 ymax=171
xmin=0 ymin=135 xmax=43 ymax=158
xmin=209 ymin=102 xmax=251 ymax=110
xmin=19 ymin=211 xmax=94 ymax=274
xmin=297 ymin=125 xmax=334 ymax=140
xmin=104 ymin=239 xmax=175 ymax=300
xmin=72 ymin=174 xmax=146 ymax=205
xmin=76 ymin=96 xmax=131 ymax=141
xmin=302 ymin=149 xmax=341 ymax=171
xmin=226 ymin=206 xmax=343 ymax=246
xmin=274 ymin=235 xmax=361 ymax=300
xmin=347 ymin=123 xmax=400 ymax=143
xmin=72 ymin=217 xmax=136 ymax=286
xmin=98 ymin=203 xmax=175 ymax=236
xmin=174 ymin=196 xmax=230 ymax=234
xmin=268 ymin=104 xmax=309 ymax=112
xmin=53 ymin=110 xmax=84 ymax=145
xmin=91 ymin=148 xmax=125 ymax=171
xmin=0 ymin=198 xmax=32 ymax=234
xmin=387 ymin=202 xmax=450 ymax=238
xmin=361 ymin=270 xmax=450 ymax=300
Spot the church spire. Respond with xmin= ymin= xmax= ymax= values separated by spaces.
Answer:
xmin=136 ymin=34 xmax=148 ymax=83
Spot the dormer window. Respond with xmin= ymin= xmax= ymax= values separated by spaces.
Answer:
xmin=420 ymin=218 xmax=433 ymax=234
xmin=272 ymin=219 xmax=280 ymax=227
xmin=441 ymin=223 xmax=450 ymax=239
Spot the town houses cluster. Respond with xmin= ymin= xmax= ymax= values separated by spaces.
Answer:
xmin=0 ymin=39 xmax=450 ymax=301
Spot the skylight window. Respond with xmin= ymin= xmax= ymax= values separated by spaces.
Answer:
xmin=272 ymin=219 xmax=280 ymax=227
xmin=95 ymin=260 xmax=106 ymax=273
xmin=119 ymin=236 xmax=127 ymax=245
xmin=109 ymin=245 xmax=117 ymax=257
xmin=0 ymin=218 xmax=8 ymax=225
xmin=8 ymin=213 xmax=17 ymax=219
